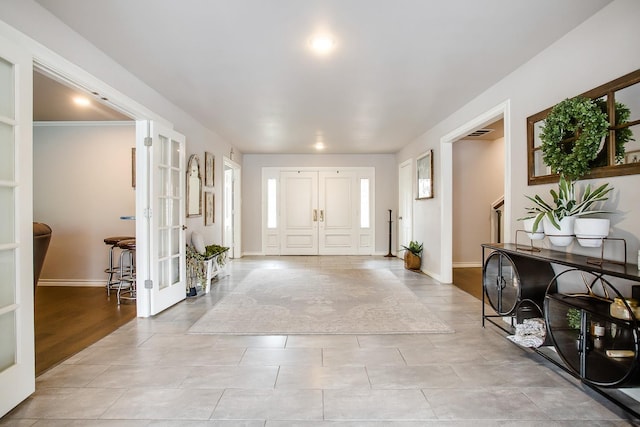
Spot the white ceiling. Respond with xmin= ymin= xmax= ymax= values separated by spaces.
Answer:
xmin=34 ymin=0 xmax=611 ymax=154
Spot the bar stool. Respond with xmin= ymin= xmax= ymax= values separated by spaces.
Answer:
xmin=116 ymin=238 xmax=136 ymax=305
xmin=104 ymin=236 xmax=134 ymax=296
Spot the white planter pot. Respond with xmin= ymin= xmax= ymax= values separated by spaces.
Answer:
xmin=574 ymin=218 xmax=610 ymax=247
xmin=523 ymin=218 xmax=545 ymax=240
xmin=543 ymin=216 xmax=575 ymax=247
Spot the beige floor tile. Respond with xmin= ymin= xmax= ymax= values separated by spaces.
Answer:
xmin=181 ymin=365 xmax=279 ymax=389
xmin=101 ymin=388 xmax=223 ymax=420
xmin=276 ymin=366 xmax=370 ymax=389
xmin=240 ymin=348 xmax=322 ymax=366
xmin=322 ymin=347 xmax=406 ymax=366
xmin=212 ymin=389 xmax=323 ymax=420
xmin=323 ymin=389 xmax=436 ymax=420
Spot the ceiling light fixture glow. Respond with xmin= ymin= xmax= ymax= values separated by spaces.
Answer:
xmin=309 ymin=34 xmax=335 ymax=55
xmin=73 ymin=96 xmax=91 ymax=107
xmin=314 ymin=142 xmax=325 ymax=150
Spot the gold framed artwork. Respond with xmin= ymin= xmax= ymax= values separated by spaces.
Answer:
xmin=205 ymin=191 xmax=214 ymax=226
xmin=205 ymin=151 xmax=214 ymax=187
xmin=416 ymin=149 xmax=433 ymax=199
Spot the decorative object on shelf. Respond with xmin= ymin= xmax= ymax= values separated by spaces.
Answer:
xmin=401 ymin=240 xmax=423 ymax=270
xmin=523 ymin=218 xmax=544 ymax=240
xmin=205 ymin=191 xmax=214 ymax=226
xmin=566 ymin=307 xmax=581 ymax=330
xmin=540 ymin=96 xmax=609 ymax=181
xmin=506 ymin=317 xmax=546 ymax=348
xmin=574 ymin=217 xmax=610 ymax=247
xmin=416 ymin=150 xmax=433 ymax=199
xmin=520 ymin=175 xmax=613 ymax=246
xmin=187 ymin=154 xmax=202 ymax=218
xmin=191 ymin=231 xmax=206 ymax=254
xmin=205 ymin=151 xmax=214 ymax=187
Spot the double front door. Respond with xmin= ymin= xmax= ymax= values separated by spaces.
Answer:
xmin=265 ymin=168 xmax=374 ymax=256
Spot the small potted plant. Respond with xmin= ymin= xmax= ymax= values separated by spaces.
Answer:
xmin=401 ymin=241 xmax=423 ymax=270
xmin=520 ymin=175 xmax=612 ymax=246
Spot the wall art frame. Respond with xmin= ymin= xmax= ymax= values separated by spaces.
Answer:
xmin=204 ymin=191 xmax=214 ymax=225
xmin=416 ymin=149 xmax=433 ymax=199
xmin=205 ymin=151 xmax=214 ymax=187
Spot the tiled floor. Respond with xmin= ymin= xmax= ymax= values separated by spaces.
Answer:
xmin=3 ymin=256 xmax=639 ymax=425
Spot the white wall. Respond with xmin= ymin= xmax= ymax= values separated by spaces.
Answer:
xmin=242 ymin=154 xmax=397 ymax=255
xmin=1 ymin=0 xmax=241 ymax=249
xmin=398 ymin=0 xmax=640 ymax=280
xmin=453 ymin=137 xmax=504 ymax=266
xmin=34 ymin=123 xmax=135 ymax=284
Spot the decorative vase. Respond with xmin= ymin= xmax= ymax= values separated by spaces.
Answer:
xmin=543 ymin=216 xmax=575 ymax=247
xmin=574 ymin=218 xmax=610 ymax=248
xmin=404 ymin=252 xmax=421 ymax=270
xmin=523 ymin=218 xmax=545 ymax=240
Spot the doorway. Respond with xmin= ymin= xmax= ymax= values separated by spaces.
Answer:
xmin=440 ymin=100 xmax=511 ymax=284
xmin=32 ymin=69 xmax=138 ymax=374
xmin=223 ymin=156 xmax=242 ymax=258
xmin=398 ymin=159 xmax=413 ymax=253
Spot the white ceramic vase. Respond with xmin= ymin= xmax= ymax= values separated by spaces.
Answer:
xmin=574 ymin=218 xmax=610 ymax=247
xmin=543 ymin=216 xmax=575 ymax=247
xmin=523 ymin=218 xmax=545 ymax=240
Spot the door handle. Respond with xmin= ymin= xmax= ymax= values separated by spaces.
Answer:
xmin=313 ymin=209 xmax=318 ymax=222
xmin=399 ymin=216 xmax=403 ymax=220
xmin=320 ymin=210 xmax=324 ymax=222
xmin=182 ymin=225 xmax=187 ymax=230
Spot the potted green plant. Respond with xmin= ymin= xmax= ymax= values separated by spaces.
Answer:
xmin=401 ymin=241 xmax=423 ymax=270
xmin=521 ymin=175 xmax=612 ymax=246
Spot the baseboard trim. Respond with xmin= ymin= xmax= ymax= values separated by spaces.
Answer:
xmin=452 ymin=262 xmax=483 ymax=268
xmin=37 ymin=279 xmax=104 ymax=287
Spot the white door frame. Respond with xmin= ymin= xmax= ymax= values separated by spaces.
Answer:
xmin=440 ymin=100 xmax=511 ymax=284
xmin=397 ymin=158 xmax=413 ymax=253
xmin=223 ymin=156 xmax=242 ymax=258
xmin=0 ymin=21 xmax=175 ymax=317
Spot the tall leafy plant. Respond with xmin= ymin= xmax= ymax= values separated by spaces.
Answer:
xmin=522 ymin=175 xmax=613 ymax=231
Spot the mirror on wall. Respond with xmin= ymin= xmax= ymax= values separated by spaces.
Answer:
xmin=527 ymin=69 xmax=640 ymax=185
xmin=187 ymin=154 xmax=202 ymax=217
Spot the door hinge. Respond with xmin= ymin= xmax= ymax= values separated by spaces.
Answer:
xmin=144 ymin=208 xmax=152 ymax=218
xmin=144 ymin=279 xmax=153 ymax=289
xmin=144 ymin=136 xmax=152 ymax=146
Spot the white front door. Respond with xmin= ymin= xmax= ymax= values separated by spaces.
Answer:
xmin=318 ymin=170 xmax=358 ymax=255
xmin=398 ymin=159 xmax=413 ymax=252
xmin=136 ymin=121 xmax=186 ymax=317
xmin=280 ymin=171 xmax=318 ymax=255
xmin=0 ymin=35 xmax=35 ymax=417
xmin=278 ymin=168 xmax=372 ymax=256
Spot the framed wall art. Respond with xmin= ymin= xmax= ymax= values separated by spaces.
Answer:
xmin=416 ymin=149 xmax=433 ymax=199
xmin=205 ymin=151 xmax=214 ymax=187
xmin=205 ymin=191 xmax=214 ymax=225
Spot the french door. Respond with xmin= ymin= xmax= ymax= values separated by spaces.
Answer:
xmin=135 ymin=121 xmax=186 ymax=317
xmin=0 ymin=34 xmax=34 ymax=417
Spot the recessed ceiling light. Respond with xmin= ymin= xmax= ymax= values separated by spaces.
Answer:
xmin=73 ymin=96 xmax=91 ymax=107
xmin=314 ymin=142 xmax=325 ymax=150
xmin=309 ymin=34 xmax=335 ymax=55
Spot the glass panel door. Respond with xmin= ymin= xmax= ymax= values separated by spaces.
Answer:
xmin=0 ymin=35 xmax=35 ymax=417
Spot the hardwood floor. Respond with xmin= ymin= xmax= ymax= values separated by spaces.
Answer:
xmin=34 ymin=286 xmax=136 ymax=376
xmin=452 ymin=267 xmax=483 ymax=301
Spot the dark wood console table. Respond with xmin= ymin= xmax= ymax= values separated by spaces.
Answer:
xmin=482 ymin=242 xmax=640 ymax=418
